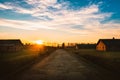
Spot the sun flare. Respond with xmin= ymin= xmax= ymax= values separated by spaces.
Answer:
xmin=35 ymin=40 xmax=43 ymax=44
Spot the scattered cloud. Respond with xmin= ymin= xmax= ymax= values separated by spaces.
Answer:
xmin=0 ymin=18 xmax=55 ymax=30
xmin=0 ymin=0 xmax=120 ymax=37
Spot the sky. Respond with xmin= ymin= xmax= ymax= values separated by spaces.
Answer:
xmin=0 ymin=0 xmax=120 ymax=43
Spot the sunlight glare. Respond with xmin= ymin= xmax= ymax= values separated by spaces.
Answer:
xmin=35 ymin=40 xmax=43 ymax=45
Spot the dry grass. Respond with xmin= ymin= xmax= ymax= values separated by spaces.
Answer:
xmin=75 ymin=49 xmax=120 ymax=59
xmin=0 ymin=47 xmax=56 ymax=79
xmin=0 ymin=50 xmax=41 ymax=78
xmin=67 ymin=48 xmax=120 ymax=73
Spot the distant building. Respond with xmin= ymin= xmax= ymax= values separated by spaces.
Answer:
xmin=75 ymin=44 xmax=96 ymax=49
xmin=96 ymin=38 xmax=120 ymax=51
xmin=0 ymin=39 xmax=23 ymax=52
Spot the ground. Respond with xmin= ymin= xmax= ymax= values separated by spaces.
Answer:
xmin=7 ymin=49 xmax=120 ymax=80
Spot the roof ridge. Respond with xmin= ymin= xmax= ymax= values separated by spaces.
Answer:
xmin=0 ymin=39 xmax=20 ymax=40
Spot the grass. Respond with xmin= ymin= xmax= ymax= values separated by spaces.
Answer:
xmin=67 ymin=48 xmax=120 ymax=73
xmin=0 ymin=50 xmax=38 ymax=61
xmin=75 ymin=49 xmax=120 ymax=59
xmin=0 ymin=47 xmax=56 ymax=79
xmin=0 ymin=50 xmax=40 ymax=78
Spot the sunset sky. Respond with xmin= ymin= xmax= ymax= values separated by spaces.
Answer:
xmin=0 ymin=0 xmax=120 ymax=43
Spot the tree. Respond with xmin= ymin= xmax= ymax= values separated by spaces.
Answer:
xmin=62 ymin=43 xmax=65 ymax=48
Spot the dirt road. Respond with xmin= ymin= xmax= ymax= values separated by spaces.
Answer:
xmin=11 ymin=49 xmax=119 ymax=80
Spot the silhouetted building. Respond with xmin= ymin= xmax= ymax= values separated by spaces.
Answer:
xmin=96 ymin=38 xmax=120 ymax=51
xmin=76 ymin=44 xmax=96 ymax=49
xmin=0 ymin=39 xmax=23 ymax=52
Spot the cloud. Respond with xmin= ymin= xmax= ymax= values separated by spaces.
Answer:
xmin=0 ymin=3 xmax=13 ymax=9
xmin=0 ymin=0 xmax=120 ymax=37
xmin=0 ymin=18 xmax=55 ymax=30
xmin=26 ymin=0 xmax=57 ymax=6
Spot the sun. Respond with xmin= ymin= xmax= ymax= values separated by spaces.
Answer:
xmin=35 ymin=40 xmax=43 ymax=45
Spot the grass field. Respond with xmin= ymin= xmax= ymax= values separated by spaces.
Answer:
xmin=67 ymin=48 xmax=120 ymax=73
xmin=0 ymin=46 xmax=56 ymax=79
